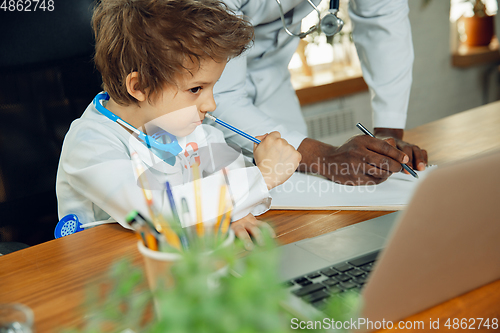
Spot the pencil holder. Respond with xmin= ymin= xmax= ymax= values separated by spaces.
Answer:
xmin=137 ymin=229 xmax=235 ymax=314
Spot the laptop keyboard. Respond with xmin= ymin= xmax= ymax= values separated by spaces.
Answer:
xmin=285 ymin=250 xmax=380 ymax=309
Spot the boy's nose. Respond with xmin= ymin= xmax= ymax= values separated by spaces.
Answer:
xmin=201 ymin=93 xmax=217 ymax=113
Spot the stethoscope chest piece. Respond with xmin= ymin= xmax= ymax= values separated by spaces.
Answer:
xmin=275 ymin=0 xmax=344 ymax=38
xmin=321 ymin=11 xmax=344 ymax=37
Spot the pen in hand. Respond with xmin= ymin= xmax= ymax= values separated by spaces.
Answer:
xmin=205 ymin=114 xmax=261 ymax=144
xmin=356 ymin=122 xmax=419 ymax=179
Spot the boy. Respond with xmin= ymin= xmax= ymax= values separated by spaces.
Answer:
xmin=56 ymin=0 xmax=301 ymax=248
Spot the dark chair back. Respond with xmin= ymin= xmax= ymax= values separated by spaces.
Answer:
xmin=0 ymin=1 xmax=102 ymax=245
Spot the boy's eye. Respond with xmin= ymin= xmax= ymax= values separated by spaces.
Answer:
xmin=189 ymin=86 xmax=202 ymax=94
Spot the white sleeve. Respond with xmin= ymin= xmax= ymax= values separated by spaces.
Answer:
xmin=170 ymin=164 xmax=270 ymax=224
xmin=349 ymin=0 xmax=414 ymax=129
xmin=183 ymin=127 xmax=271 ymax=222
xmin=58 ymin=124 xmax=159 ymax=229
xmin=58 ymin=123 xmax=270 ymax=230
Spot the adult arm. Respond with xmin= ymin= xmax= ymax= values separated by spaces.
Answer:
xmin=350 ymin=0 xmax=427 ymax=170
xmin=215 ymin=0 xmax=420 ymax=185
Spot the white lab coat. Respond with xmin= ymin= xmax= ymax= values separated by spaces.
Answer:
xmin=56 ymin=101 xmax=271 ymax=230
xmin=212 ymin=0 xmax=413 ymax=151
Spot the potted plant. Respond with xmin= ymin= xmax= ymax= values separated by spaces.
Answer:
xmin=60 ymin=232 xmax=360 ymax=333
xmin=458 ymin=0 xmax=495 ymax=47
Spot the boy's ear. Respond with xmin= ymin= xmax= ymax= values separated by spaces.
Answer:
xmin=126 ymin=72 xmax=147 ymax=102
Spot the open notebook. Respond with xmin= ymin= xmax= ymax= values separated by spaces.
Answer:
xmin=269 ymin=167 xmax=436 ymax=211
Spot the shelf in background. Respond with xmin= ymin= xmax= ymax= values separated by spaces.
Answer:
xmin=295 ymin=76 xmax=368 ymax=106
xmin=452 ymin=40 xmax=500 ymax=68
xmin=291 ymin=63 xmax=368 ymax=106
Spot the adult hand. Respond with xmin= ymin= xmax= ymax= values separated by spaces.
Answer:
xmin=374 ymin=128 xmax=428 ymax=171
xmin=297 ymin=136 xmax=409 ymax=185
xmin=253 ymin=131 xmax=302 ymax=190
xmin=231 ymin=213 xmax=276 ymax=251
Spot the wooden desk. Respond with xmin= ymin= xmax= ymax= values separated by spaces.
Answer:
xmin=1 ymin=102 xmax=500 ymax=332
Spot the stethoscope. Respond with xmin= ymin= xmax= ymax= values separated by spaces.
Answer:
xmin=93 ymin=92 xmax=183 ymax=156
xmin=275 ymin=0 xmax=344 ymax=38
xmin=55 ymin=93 xmax=187 ymax=239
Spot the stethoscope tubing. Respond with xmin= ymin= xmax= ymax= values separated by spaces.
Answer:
xmin=92 ymin=92 xmax=182 ymax=155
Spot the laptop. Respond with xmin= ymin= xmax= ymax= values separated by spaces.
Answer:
xmin=278 ymin=150 xmax=500 ymax=326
